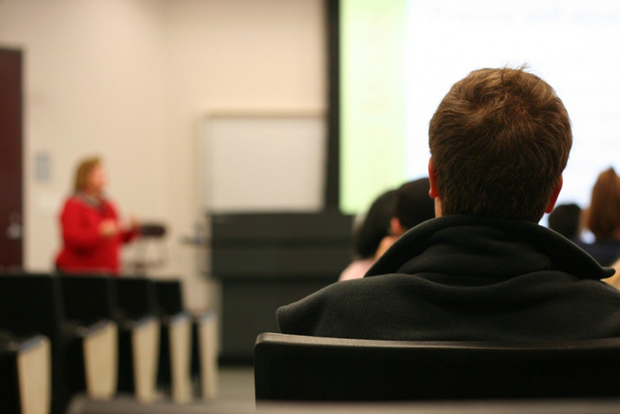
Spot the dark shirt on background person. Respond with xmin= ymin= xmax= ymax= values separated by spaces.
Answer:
xmin=576 ymin=239 xmax=620 ymax=267
xmin=548 ymin=203 xmax=582 ymax=239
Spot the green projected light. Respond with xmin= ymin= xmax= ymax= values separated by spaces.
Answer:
xmin=340 ymin=0 xmax=408 ymax=214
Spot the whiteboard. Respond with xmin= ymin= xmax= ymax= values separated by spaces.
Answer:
xmin=199 ymin=114 xmax=326 ymax=213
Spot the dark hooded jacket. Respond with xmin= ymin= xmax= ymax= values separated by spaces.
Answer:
xmin=277 ymin=215 xmax=620 ymax=341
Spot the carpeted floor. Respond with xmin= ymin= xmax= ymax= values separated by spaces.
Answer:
xmin=216 ymin=366 xmax=255 ymax=402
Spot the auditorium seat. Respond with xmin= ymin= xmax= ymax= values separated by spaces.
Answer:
xmin=154 ymin=279 xmax=193 ymax=403
xmin=60 ymin=276 xmax=118 ymax=400
xmin=113 ymin=277 xmax=161 ymax=402
xmin=255 ymin=333 xmax=620 ymax=402
xmin=192 ymin=309 xmax=218 ymax=400
xmin=0 ymin=273 xmax=114 ymax=414
xmin=66 ymin=320 xmax=117 ymax=400
xmin=0 ymin=331 xmax=51 ymax=414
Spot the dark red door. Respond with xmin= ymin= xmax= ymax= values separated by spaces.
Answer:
xmin=0 ymin=49 xmax=23 ymax=269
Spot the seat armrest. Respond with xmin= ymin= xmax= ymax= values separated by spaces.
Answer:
xmin=195 ymin=310 xmax=219 ymax=399
xmin=161 ymin=311 xmax=190 ymax=326
xmin=15 ymin=335 xmax=52 ymax=414
xmin=121 ymin=315 xmax=157 ymax=332
xmin=131 ymin=316 xmax=160 ymax=402
xmin=194 ymin=309 xmax=217 ymax=322
xmin=72 ymin=319 xmax=114 ymax=338
xmin=80 ymin=321 xmax=118 ymax=400
xmin=166 ymin=312 xmax=192 ymax=403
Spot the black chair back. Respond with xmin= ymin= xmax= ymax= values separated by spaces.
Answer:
xmin=0 ymin=273 xmax=65 ymax=340
xmin=154 ymin=280 xmax=184 ymax=316
xmin=0 ymin=273 xmax=69 ymax=413
xmin=114 ymin=277 xmax=158 ymax=319
xmin=0 ymin=329 xmax=19 ymax=413
xmin=255 ymin=333 xmax=620 ymax=402
xmin=60 ymin=274 xmax=121 ymax=324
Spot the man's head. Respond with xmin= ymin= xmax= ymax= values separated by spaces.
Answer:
xmin=428 ymin=67 xmax=572 ymax=222
xmin=391 ymin=178 xmax=435 ymax=237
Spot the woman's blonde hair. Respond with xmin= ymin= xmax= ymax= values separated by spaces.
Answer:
xmin=74 ymin=156 xmax=101 ymax=193
xmin=587 ymin=167 xmax=620 ymax=240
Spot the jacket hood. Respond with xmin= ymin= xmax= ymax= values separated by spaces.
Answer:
xmin=366 ymin=215 xmax=614 ymax=281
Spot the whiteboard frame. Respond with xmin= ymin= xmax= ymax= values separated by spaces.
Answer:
xmin=197 ymin=110 xmax=327 ymax=215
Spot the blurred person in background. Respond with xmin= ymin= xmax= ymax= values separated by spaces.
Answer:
xmin=339 ymin=189 xmax=397 ymax=281
xmin=580 ymin=168 xmax=620 ymax=266
xmin=548 ymin=203 xmax=582 ymax=240
xmin=339 ymin=178 xmax=435 ymax=281
xmin=373 ymin=178 xmax=436 ymax=258
xmin=55 ymin=156 xmax=140 ymax=275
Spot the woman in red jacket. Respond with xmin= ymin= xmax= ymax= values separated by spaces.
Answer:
xmin=55 ymin=157 xmax=139 ymax=275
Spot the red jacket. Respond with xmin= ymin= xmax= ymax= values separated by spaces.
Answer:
xmin=55 ymin=195 xmax=138 ymax=275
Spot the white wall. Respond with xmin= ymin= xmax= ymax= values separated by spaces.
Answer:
xmin=0 ymin=0 xmax=168 ymax=271
xmin=0 ymin=0 xmax=326 ymax=310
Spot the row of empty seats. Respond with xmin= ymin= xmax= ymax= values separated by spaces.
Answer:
xmin=0 ymin=273 xmax=218 ymax=414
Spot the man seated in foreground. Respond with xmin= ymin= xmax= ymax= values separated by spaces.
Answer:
xmin=277 ymin=67 xmax=620 ymax=341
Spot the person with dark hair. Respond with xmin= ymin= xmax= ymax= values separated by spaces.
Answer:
xmin=393 ymin=178 xmax=436 ymax=231
xmin=373 ymin=178 xmax=435 ymax=258
xmin=579 ymin=168 xmax=620 ymax=266
xmin=339 ymin=190 xmax=397 ymax=281
xmin=548 ymin=203 xmax=582 ymax=240
xmin=340 ymin=179 xmax=435 ymax=281
xmin=277 ymin=67 xmax=620 ymax=341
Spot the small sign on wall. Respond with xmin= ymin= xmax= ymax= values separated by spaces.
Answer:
xmin=35 ymin=151 xmax=51 ymax=182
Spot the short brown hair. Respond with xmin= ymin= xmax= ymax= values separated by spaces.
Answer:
xmin=74 ymin=156 xmax=101 ymax=193
xmin=586 ymin=168 xmax=620 ymax=240
xmin=429 ymin=67 xmax=572 ymax=222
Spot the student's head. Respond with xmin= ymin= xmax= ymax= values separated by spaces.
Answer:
xmin=391 ymin=178 xmax=435 ymax=237
xmin=353 ymin=190 xmax=398 ymax=259
xmin=586 ymin=168 xmax=620 ymax=240
xmin=548 ymin=203 xmax=582 ymax=239
xmin=428 ymin=67 xmax=572 ymax=222
xmin=74 ymin=156 xmax=106 ymax=194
